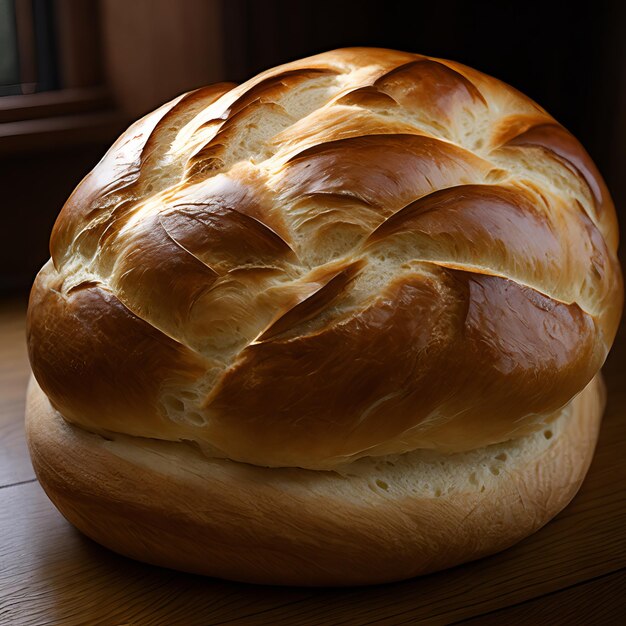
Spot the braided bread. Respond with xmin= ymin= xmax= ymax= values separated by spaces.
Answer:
xmin=26 ymin=48 xmax=622 ymax=584
xmin=28 ymin=47 xmax=621 ymax=468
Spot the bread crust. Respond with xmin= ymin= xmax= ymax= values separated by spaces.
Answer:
xmin=24 ymin=48 xmax=621 ymax=584
xmin=26 ymin=374 xmax=604 ymax=586
xmin=26 ymin=48 xmax=623 ymax=470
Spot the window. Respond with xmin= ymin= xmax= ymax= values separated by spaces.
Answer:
xmin=0 ymin=0 xmax=60 ymax=96
xmin=0 ymin=0 xmax=22 ymax=95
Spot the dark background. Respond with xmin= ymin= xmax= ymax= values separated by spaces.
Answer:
xmin=1 ymin=0 xmax=624 ymax=294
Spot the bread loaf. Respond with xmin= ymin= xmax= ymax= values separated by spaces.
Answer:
xmin=26 ymin=48 xmax=622 ymax=584
xmin=25 ymin=373 xmax=605 ymax=585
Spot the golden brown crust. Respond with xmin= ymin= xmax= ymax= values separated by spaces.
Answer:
xmin=26 ymin=374 xmax=604 ymax=586
xmin=27 ymin=47 xmax=623 ymax=469
xmin=26 ymin=269 xmax=209 ymax=440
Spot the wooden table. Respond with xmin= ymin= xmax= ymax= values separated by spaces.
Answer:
xmin=1 ymin=297 xmax=625 ymax=625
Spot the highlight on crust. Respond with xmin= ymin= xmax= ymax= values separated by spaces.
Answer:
xmin=27 ymin=48 xmax=621 ymax=470
xmin=24 ymin=47 xmax=622 ymax=586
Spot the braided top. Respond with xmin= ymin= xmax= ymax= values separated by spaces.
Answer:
xmin=28 ymin=48 xmax=622 ymax=469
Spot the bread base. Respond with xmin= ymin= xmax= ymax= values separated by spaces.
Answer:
xmin=25 ymin=375 xmax=604 ymax=586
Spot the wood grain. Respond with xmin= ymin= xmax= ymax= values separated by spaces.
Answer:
xmin=0 ymin=298 xmax=625 ymax=624
xmin=0 ymin=299 xmax=33 ymax=486
xmin=0 ymin=482 xmax=312 ymax=626
xmin=457 ymin=568 xmax=626 ymax=625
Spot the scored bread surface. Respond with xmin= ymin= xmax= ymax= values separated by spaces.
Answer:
xmin=27 ymin=48 xmax=622 ymax=469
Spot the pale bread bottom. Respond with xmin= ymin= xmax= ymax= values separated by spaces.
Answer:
xmin=25 ymin=374 xmax=604 ymax=586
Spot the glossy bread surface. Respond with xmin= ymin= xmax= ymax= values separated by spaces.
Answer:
xmin=27 ymin=48 xmax=622 ymax=468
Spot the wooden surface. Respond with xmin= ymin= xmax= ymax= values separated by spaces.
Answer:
xmin=0 ymin=297 xmax=625 ymax=625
